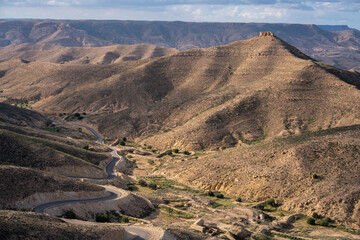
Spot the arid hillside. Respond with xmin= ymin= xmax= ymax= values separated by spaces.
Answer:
xmin=0 ymin=34 xmax=359 ymax=151
xmin=0 ymin=210 xmax=126 ymax=240
xmin=0 ymin=20 xmax=359 ymax=70
xmin=0 ymin=43 xmax=178 ymax=64
xmin=155 ymin=125 xmax=360 ymax=227
xmin=0 ymin=165 xmax=103 ymax=208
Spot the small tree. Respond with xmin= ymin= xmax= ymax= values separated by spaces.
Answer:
xmin=312 ymin=212 xmax=319 ymax=219
xmin=138 ymin=179 xmax=147 ymax=187
xmin=215 ymin=193 xmax=224 ymax=199
xmin=236 ymin=197 xmax=242 ymax=202
xmin=63 ymin=210 xmax=77 ymax=219
xmin=173 ymin=149 xmax=179 ymax=153
xmin=307 ymin=217 xmax=316 ymax=225
xmin=207 ymin=191 xmax=215 ymax=197
xmin=148 ymin=183 xmax=157 ymax=190
xmin=122 ymin=137 xmax=127 ymax=142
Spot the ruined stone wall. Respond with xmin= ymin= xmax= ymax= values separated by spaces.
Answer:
xmin=259 ymin=32 xmax=274 ymax=37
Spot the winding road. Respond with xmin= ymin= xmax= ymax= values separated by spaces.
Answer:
xmin=32 ymin=123 xmax=153 ymax=240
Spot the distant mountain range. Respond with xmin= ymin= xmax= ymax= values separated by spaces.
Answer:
xmin=0 ymin=20 xmax=359 ymax=71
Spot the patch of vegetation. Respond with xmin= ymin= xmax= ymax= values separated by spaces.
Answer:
xmin=148 ymin=182 xmax=157 ymax=190
xmin=275 ymin=233 xmax=305 ymax=240
xmin=18 ymin=207 xmax=32 ymax=212
xmin=255 ymin=199 xmax=278 ymax=211
xmin=207 ymin=191 xmax=215 ymax=197
xmin=215 ymin=193 xmax=224 ymax=199
xmin=312 ymin=174 xmax=319 ymax=179
xmin=147 ymin=159 xmax=155 ymax=165
xmin=236 ymin=197 xmax=242 ymax=202
xmin=95 ymin=210 xmax=129 ymax=223
xmin=143 ymin=176 xmax=201 ymax=194
xmin=125 ymin=141 xmax=142 ymax=147
xmin=62 ymin=209 xmax=77 ymax=219
xmin=306 ymin=217 xmax=316 ymax=225
xmin=138 ymin=179 xmax=148 ymax=187
xmin=172 ymin=149 xmax=179 ymax=153
xmin=159 ymin=205 xmax=194 ymax=219
xmin=15 ymin=101 xmax=31 ymax=109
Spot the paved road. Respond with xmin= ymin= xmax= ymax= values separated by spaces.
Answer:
xmin=33 ymin=191 xmax=117 ymax=213
xmin=33 ymin=123 xmax=153 ymax=240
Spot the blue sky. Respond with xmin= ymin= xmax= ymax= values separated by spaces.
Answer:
xmin=1 ymin=0 xmax=359 ymax=29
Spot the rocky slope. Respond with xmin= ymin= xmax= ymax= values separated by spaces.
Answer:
xmin=0 ymin=20 xmax=359 ymax=70
xmin=1 ymin=34 xmax=359 ymax=151
xmin=155 ymin=125 xmax=360 ymax=227
xmin=0 ymin=43 xmax=178 ymax=64
xmin=0 ymin=210 xmax=126 ymax=240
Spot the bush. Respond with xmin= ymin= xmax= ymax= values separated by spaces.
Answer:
xmin=77 ymin=116 xmax=83 ymax=120
xmin=215 ymin=193 xmax=224 ymax=199
xmin=119 ymin=141 xmax=125 ymax=146
xmin=122 ymin=137 xmax=127 ymax=142
xmin=207 ymin=191 xmax=215 ymax=197
xmin=265 ymin=198 xmax=276 ymax=207
xmin=236 ymin=197 xmax=242 ymax=202
xmin=183 ymin=150 xmax=190 ymax=155
xmin=307 ymin=217 xmax=316 ymax=225
xmin=95 ymin=213 xmax=110 ymax=222
xmin=58 ymin=113 xmax=63 ymax=117
xmin=121 ymin=216 xmax=130 ymax=223
xmin=138 ymin=179 xmax=147 ymax=187
xmin=63 ymin=210 xmax=77 ymax=219
xmin=74 ymin=113 xmax=81 ymax=117
xmin=173 ymin=149 xmax=179 ymax=153
xmin=127 ymin=185 xmax=136 ymax=191
xmin=18 ymin=207 xmax=32 ymax=212
xmin=312 ymin=212 xmax=319 ymax=219
xmin=148 ymin=183 xmax=157 ymax=190
xmin=147 ymin=159 xmax=155 ymax=165
xmin=312 ymin=174 xmax=319 ymax=179
xmin=320 ymin=219 xmax=329 ymax=227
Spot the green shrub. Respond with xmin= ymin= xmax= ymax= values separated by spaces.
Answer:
xmin=127 ymin=185 xmax=136 ymax=191
xmin=119 ymin=141 xmax=125 ymax=146
xmin=265 ymin=198 xmax=276 ymax=207
xmin=183 ymin=150 xmax=190 ymax=155
xmin=207 ymin=191 xmax=215 ymax=197
xmin=18 ymin=207 xmax=32 ymax=212
xmin=63 ymin=210 xmax=77 ymax=219
xmin=215 ymin=193 xmax=224 ymax=199
xmin=307 ymin=217 xmax=316 ymax=225
xmin=312 ymin=174 xmax=319 ymax=179
xmin=236 ymin=197 xmax=242 ymax=202
xmin=74 ymin=113 xmax=80 ymax=117
xmin=95 ymin=213 xmax=109 ymax=222
xmin=138 ymin=179 xmax=147 ymax=187
xmin=58 ymin=113 xmax=63 ymax=117
xmin=148 ymin=183 xmax=157 ymax=190
xmin=173 ymin=149 xmax=179 ymax=153
xmin=122 ymin=137 xmax=127 ymax=142
xmin=312 ymin=212 xmax=319 ymax=219
xmin=320 ymin=219 xmax=329 ymax=227
xmin=121 ymin=216 xmax=130 ymax=223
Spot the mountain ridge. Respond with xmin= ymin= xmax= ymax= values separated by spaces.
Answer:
xmin=1 ymin=19 xmax=360 ymax=70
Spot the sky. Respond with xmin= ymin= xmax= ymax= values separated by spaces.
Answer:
xmin=1 ymin=0 xmax=359 ymax=29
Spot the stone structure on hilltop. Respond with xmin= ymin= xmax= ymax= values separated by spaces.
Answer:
xmin=259 ymin=32 xmax=274 ymax=37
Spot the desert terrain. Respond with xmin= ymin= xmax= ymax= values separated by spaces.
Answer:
xmin=0 ymin=27 xmax=359 ymax=239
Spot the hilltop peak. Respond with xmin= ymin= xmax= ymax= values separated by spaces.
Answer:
xmin=259 ymin=31 xmax=275 ymax=37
